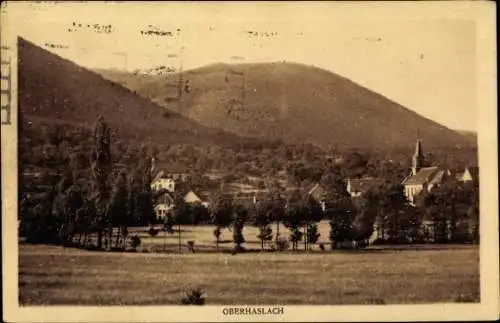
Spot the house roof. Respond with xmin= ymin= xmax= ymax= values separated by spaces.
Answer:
xmin=346 ymin=178 xmax=384 ymax=193
xmin=184 ymin=190 xmax=203 ymax=203
xmin=402 ymin=166 xmax=440 ymax=186
xmin=308 ymin=183 xmax=326 ymax=201
xmin=428 ymin=170 xmax=446 ymax=186
xmin=152 ymin=171 xmax=171 ymax=182
xmin=194 ymin=190 xmax=212 ymax=201
xmin=465 ymin=166 xmax=479 ymax=181
xmin=183 ymin=189 xmax=213 ymax=202
xmin=455 ymin=172 xmax=464 ymax=181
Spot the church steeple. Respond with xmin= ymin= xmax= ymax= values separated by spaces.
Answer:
xmin=411 ymin=139 xmax=425 ymax=176
xmin=150 ymin=156 xmax=156 ymax=178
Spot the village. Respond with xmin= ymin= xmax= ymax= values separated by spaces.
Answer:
xmin=150 ymin=139 xmax=479 ymax=247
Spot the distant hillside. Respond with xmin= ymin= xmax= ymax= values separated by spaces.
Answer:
xmin=455 ymin=130 xmax=478 ymax=146
xmin=96 ymin=62 xmax=470 ymax=150
xmin=18 ymin=38 xmax=263 ymax=148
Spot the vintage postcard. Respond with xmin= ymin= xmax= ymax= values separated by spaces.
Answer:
xmin=1 ymin=1 xmax=498 ymax=322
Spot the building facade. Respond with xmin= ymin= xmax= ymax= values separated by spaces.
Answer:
xmin=402 ymin=139 xmax=450 ymax=204
xmin=151 ymin=177 xmax=175 ymax=193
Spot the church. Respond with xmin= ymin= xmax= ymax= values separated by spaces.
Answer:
xmin=401 ymin=140 xmax=451 ymax=205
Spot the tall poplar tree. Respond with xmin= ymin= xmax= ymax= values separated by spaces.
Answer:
xmin=91 ymin=116 xmax=112 ymax=249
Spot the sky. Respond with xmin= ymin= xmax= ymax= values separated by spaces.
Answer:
xmin=6 ymin=2 xmax=482 ymax=132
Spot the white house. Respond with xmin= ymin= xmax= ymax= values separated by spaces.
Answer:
xmin=151 ymin=169 xmax=176 ymax=219
xmin=154 ymin=191 xmax=175 ymax=220
xmin=151 ymin=177 xmax=175 ymax=193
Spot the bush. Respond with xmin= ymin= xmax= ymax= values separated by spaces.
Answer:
xmin=233 ymin=245 xmax=246 ymax=253
xmin=306 ymin=223 xmax=320 ymax=245
xmin=181 ymin=287 xmax=205 ymax=305
xmin=187 ymin=240 xmax=195 ymax=253
xmin=233 ymin=223 xmax=245 ymax=246
xmin=164 ymin=217 xmax=174 ymax=234
xmin=213 ymin=228 xmax=221 ymax=241
xmin=128 ymin=235 xmax=141 ymax=251
xmin=275 ymin=237 xmax=290 ymax=251
xmin=371 ymin=238 xmax=389 ymax=245
xmin=257 ymin=226 xmax=273 ymax=243
xmin=289 ymin=227 xmax=303 ymax=250
xmin=148 ymin=227 xmax=159 ymax=237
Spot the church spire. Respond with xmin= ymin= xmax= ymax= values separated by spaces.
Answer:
xmin=414 ymin=139 xmax=423 ymax=157
xmin=411 ymin=139 xmax=425 ymax=176
xmin=150 ymin=156 xmax=156 ymax=179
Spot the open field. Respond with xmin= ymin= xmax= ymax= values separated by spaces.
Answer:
xmin=128 ymin=221 xmax=336 ymax=252
xmin=19 ymin=244 xmax=479 ymax=305
xmin=125 ymin=221 xmax=477 ymax=252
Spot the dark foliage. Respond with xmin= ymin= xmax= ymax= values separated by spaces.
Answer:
xmin=181 ymin=288 xmax=205 ymax=305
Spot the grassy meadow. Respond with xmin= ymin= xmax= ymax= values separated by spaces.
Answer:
xmin=129 ymin=221 xmax=336 ymax=253
xmin=19 ymin=232 xmax=480 ymax=305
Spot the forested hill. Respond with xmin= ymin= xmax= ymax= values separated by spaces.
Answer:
xmin=96 ymin=62 xmax=471 ymax=150
xmin=17 ymin=37 xmax=274 ymax=150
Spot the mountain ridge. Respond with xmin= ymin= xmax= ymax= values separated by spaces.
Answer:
xmin=18 ymin=37 xmax=275 ymax=149
xmin=95 ymin=61 xmax=471 ymax=150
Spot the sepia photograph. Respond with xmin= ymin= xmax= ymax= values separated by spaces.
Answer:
xmin=1 ymin=1 xmax=498 ymax=322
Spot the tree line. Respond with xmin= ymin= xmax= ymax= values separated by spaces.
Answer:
xmin=20 ymin=117 xmax=157 ymax=249
xmin=19 ymin=119 xmax=478 ymax=194
xmin=19 ymin=118 xmax=480 ymax=251
xmin=161 ymin=166 xmax=479 ymax=254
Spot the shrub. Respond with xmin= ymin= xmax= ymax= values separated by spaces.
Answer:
xmin=257 ymin=226 xmax=273 ymax=244
xmin=181 ymin=287 xmax=205 ymax=305
xmin=148 ymin=227 xmax=159 ymax=237
xmin=164 ymin=214 xmax=174 ymax=234
xmin=371 ymin=238 xmax=387 ymax=245
xmin=128 ymin=234 xmax=141 ymax=251
xmin=306 ymin=223 xmax=320 ymax=246
xmin=213 ymin=228 xmax=221 ymax=242
xmin=233 ymin=245 xmax=246 ymax=253
xmin=187 ymin=240 xmax=195 ymax=253
xmin=289 ymin=227 xmax=303 ymax=250
xmin=275 ymin=236 xmax=290 ymax=251
xmin=233 ymin=223 xmax=245 ymax=246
